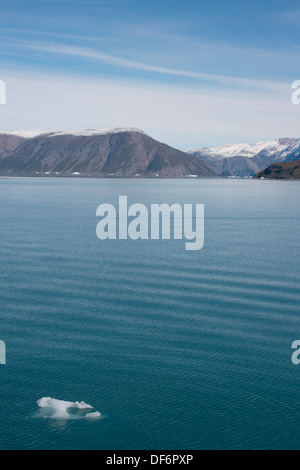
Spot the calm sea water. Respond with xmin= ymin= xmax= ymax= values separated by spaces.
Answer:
xmin=0 ymin=177 xmax=299 ymax=450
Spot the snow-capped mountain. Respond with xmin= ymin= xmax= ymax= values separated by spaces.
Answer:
xmin=276 ymin=138 xmax=300 ymax=161
xmin=0 ymin=127 xmax=145 ymax=139
xmin=0 ymin=127 xmax=216 ymax=177
xmin=189 ymin=138 xmax=296 ymax=160
xmin=188 ymin=138 xmax=300 ymax=177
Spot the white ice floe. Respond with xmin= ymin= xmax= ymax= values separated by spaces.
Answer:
xmin=85 ymin=411 xmax=101 ymax=418
xmin=36 ymin=397 xmax=101 ymax=420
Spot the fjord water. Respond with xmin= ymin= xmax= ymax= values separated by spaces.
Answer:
xmin=0 ymin=178 xmax=299 ymax=450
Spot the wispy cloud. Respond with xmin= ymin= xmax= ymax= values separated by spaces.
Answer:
xmin=0 ymin=27 xmax=105 ymax=42
xmin=1 ymin=23 xmax=298 ymax=89
xmin=18 ymin=41 xmax=288 ymax=93
xmin=0 ymin=1 xmax=298 ymax=148
xmin=1 ymin=70 xmax=298 ymax=149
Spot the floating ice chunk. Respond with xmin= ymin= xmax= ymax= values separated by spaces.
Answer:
xmin=36 ymin=397 xmax=100 ymax=420
xmin=85 ymin=411 xmax=101 ymax=419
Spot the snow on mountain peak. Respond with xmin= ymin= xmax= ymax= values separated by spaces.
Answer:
xmin=0 ymin=127 xmax=145 ymax=139
xmin=190 ymin=139 xmax=296 ymax=159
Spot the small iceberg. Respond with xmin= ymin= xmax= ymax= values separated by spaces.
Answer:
xmin=85 ymin=411 xmax=101 ymax=418
xmin=36 ymin=397 xmax=101 ymax=420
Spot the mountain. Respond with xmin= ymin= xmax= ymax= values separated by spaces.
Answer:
xmin=187 ymin=138 xmax=300 ymax=177
xmin=277 ymin=138 xmax=300 ymax=162
xmin=214 ymin=156 xmax=262 ymax=178
xmin=0 ymin=133 xmax=25 ymax=159
xmin=254 ymin=160 xmax=300 ymax=180
xmin=0 ymin=128 xmax=216 ymax=178
xmin=189 ymin=139 xmax=294 ymax=160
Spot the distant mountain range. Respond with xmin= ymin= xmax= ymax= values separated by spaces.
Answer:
xmin=1 ymin=128 xmax=299 ymax=179
xmin=187 ymin=138 xmax=300 ymax=177
xmin=0 ymin=128 xmax=216 ymax=178
xmin=254 ymin=160 xmax=300 ymax=180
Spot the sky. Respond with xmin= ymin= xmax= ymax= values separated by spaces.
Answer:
xmin=0 ymin=0 xmax=300 ymax=148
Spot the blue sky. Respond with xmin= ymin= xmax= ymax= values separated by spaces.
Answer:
xmin=0 ymin=0 xmax=300 ymax=148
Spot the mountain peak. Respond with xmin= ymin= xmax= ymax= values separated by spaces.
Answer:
xmin=188 ymin=137 xmax=300 ymax=177
xmin=189 ymin=138 xmax=297 ymax=160
xmin=0 ymin=127 xmax=146 ymax=139
xmin=0 ymin=128 xmax=216 ymax=178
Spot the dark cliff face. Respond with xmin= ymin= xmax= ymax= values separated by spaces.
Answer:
xmin=254 ymin=160 xmax=300 ymax=179
xmin=0 ymin=130 xmax=216 ymax=177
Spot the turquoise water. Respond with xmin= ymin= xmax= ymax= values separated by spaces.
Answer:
xmin=0 ymin=177 xmax=299 ymax=450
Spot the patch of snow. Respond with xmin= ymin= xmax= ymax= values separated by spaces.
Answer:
xmin=190 ymin=139 xmax=296 ymax=159
xmin=0 ymin=127 xmax=145 ymax=139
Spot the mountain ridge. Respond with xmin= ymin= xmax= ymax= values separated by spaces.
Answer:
xmin=254 ymin=160 xmax=300 ymax=180
xmin=0 ymin=127 xmax=146 ymax=139
xmin=187 ymin=138 xmax=300 ymax=177
xmin=0 ymin=128 xmax=216 ymax=178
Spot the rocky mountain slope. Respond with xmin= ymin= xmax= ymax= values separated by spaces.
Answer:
xmin=254 ymin=160 xmax=300 ymax=180
xmin=0 ymin=128 xmax=216 ymax=178
xmin=188 ymin=138 xmax=300 ymax=177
